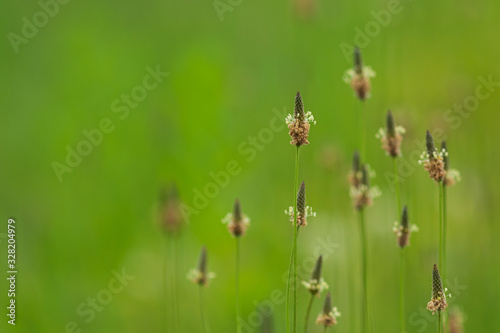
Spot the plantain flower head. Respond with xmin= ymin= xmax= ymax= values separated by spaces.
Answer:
xmin=376 ymin=110 xmax=406 ymax=157
xmin=343 ymin=47 xmax=376 ymax=101
xmin=285 ymin=92 xmax=316 ymax=147
xmin=418 ymin=131 xmax=447 ymax=183
xmin=316 ymin=292 xmax=340 ymax=327
xmin=302 ymin=255 xmax=329 ymax=296
xmin=222 ymin=199 xmax=250 ymax=237
xmin=426 ymin=264 xmax=451 ymax=314
xmin=187 ymin=246 xmax=216 ymax=286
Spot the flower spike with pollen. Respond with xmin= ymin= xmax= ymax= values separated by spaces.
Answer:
xmin=419 ymin=130 xmax=447 ymax=183
xmin=285 ymin=92 xmax=316 ymax=147
xmin=376 ymin=110 xmax=406 ymax=158
xmin=302 ymin=255 xmax=329 ymax=296
xmin=426 ymin=264 xmax=450 ymax=315
xmin=393 ymin=206 xmax=418 ymax=248
xmin=285 ymin=181 xmax=316 ymax=227
xmin=158 ymin=184 xmax=185 ymax=235
xmin=316 ymin=292 xmax=340 ymax=327
xmin=343 ymin=47 xmax=376 ymax=101
xmin=187 ymin=246 xmax=215 ymax=286
xmin=222 ymin=199 xmax=250 ymax=237
xmin=350 ymin=164 xmax=381 ymax=211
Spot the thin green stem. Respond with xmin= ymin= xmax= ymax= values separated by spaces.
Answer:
xmin=437 ymin=310 xmax=442 ymax=333
xmin=358 ymin=101 xmax=367 ymax=159
xmin=172 ymin=237 xmax=180 ymax=332
xmin=399 ymin=249 xmax=405 ymax=333
xmin=200 ymin=286 xmax=210 ymax=333
xmin=293 ymin=146 xmax=300 ymax=333
xmin=393 ymin=158 xmax=401 ymax=215
xmin=303 ymin=294 xmax=315 ymax=333
xmin=162 ymin=238 xmax=168 ymax=332
xmin=443 ymin=184 xmax=447 ymax=284
xmin=439 ymin=182 xmax=444 ymax=276
xmin=236 ymin=237 xmax=241 ymax=333
xmin=359 ymin=208 xmax=368 ymax=333
xmin=286 ymin=244 xmax=293 ymax=333
xmin=324 ymin=326 xmax=328 ymax=333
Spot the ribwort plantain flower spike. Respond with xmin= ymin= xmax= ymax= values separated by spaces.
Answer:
xmin=302 ymin=255 xmax=329 ymax=296
xmin=343 ymin=47 xmax=376 ymax=101
xmin=316 ymin=292 xmax=340 ymax=327
xmin=285 ymin=92 xmax=316 ymax=147
xmin=376 ymin=110 xmax=406 ymax=158
xmin=222 ymin=199 xmax=251 ymax=237
xmin=188 ymin=246 xmax=216 ymax=286
xmin=350 ymin=164 xmax=381 ymax=210
xmin=393 ymin=206 xmax=418 ymax=248
xmin=419 ymin=131 xmax=447 ymax=183
xmin=426 ymin=264 xmax=450 ymax=314
xmin=285 ymin=181 xmax=316 ymax=227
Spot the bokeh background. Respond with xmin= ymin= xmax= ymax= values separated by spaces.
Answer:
xmin=1 ymin=0 xmax=499 ymax=332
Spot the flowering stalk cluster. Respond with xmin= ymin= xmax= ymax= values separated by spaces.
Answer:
xmin=348 ymin=155 xmax=381 ymax=211
xmin=343 ymin=47 xmax=376 ymax=101
xmin=286 ymin=92 xmax=316 ymax=147
xmin=376 ymin=110 xmax=406 ymax=158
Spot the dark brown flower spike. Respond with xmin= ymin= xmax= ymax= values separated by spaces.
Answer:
xmin=188 ymin=246 xmax=215 ymax=286
xmin=302 ymin=255 xmax=328 ymax=296
xmin=426 ymin=264 xmax=449 ymax=314
xmin=343 ymin=47 xmax=376 ymax=101
xmin=419 ymin=131 xmax=447 ymax=183
xmin=377 ymin=110 xmax=405 ymax=158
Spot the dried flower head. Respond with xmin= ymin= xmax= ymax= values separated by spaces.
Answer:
xmin=349 ymin=164 xmax=381 ymax=210
xmin=302 ymin=255 xmax=329 ymax=296
xmin=343 ymin=47 xmax=376 ymax=101
xmin=285 ymin=181 xmax=316 ymax=227
xmin=158 ymin=184 xmax=184 ymax=235
xmin=441 ymin=141 xmax=461 ymax=186
xmin=316 ymin=292 xmax=340 ymax=327
xmin=187 ymin=246 xmax=216 ymax=286
xmin=426 ymin=264 xmax=450 ymax=314
xmin=376 ymin=110 xmax=406 ymax=157
xmin=392 ymin=206 xmax=419 ymax=248
xmin=449 ymin=308 xmax=465 ymax=333
xmin=418 ymin=131 xmax=447 ymax=183
xmin=222 ymin=199 xmax=250 ymax=237
xmin=286 ymin=92 xmax=316 ymax=147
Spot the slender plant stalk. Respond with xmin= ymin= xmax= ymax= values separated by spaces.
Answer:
xmin=359 ymin=102 xmax=367 ymax=159
xmin=399 ymin=248 xmax=405 ymax=333
xmin=438 ymin=182 xmax=444 ymax=279
xmin=236 ymin=237 xmax=241 ymax=333
xmin=442 ymin=184 xmax=447 ymax=284
xmin=303 ymin=294 xmax=315 ymax=333
xmin=162 ymin=238 xmax=169 ymax=332
xmin=359 ymin=208 xmax=368 ymax=333
xmin=393 ymin=158 xmax=401 ymax=214
xmin=200 ymin=286 xmax=210 ymax=333
xmin=437 ymin=310 xmax=442 ymax=333
xmin=286 ymin=146 xmax=300 ymax=333
xmin=172 ymin=237 xmax=180 ymax=332
xmin=324 ymin=326 xmax=328 ymax=333
xmin=293 ymin=146 xmax=300 ymax=333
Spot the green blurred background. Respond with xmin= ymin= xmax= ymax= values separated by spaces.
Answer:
xmin=1 ymin=0 xmax=499 ymax=332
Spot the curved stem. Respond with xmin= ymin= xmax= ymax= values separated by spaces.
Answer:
xmin=359 ymin=208 xmax=368 ymax=333
xmin=293 ymin=146 xmax=300 ymax=333
xmin=399 ymin=249 xmax=405 ymax=333
xmin=236 ymin=237 xmax=241 ymax=333
xmin=303 ymin=294 xmax=315 ymax=333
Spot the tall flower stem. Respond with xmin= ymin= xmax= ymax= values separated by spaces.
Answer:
xmin=236 ymin=237 xmax=241 ymax=333
xmin=199 ymin=286 xmax=210 ymax=333
xmin=359 ymin=207 xmax=369 ymax=333
xmin=359 ymin=102 xmax=367 ymax=159
xmin=303 ymin=294 xmax=315 ymax=333
xmin=286 ymin=146 xmax=300 ymax=333
xmin=393 ymin=158 xmax=401 ymax=214
xmin=399 ymin=248 xmax=405 ymax=333
xmin=293 ymin=146 xmax=300 ymax=333
xmin=442 ymin=183 xmax=447 ymax=283
xmin=438 ymin=182 xmax=444 ymax=279
xmin=437 ymin=310 xmax=442 ymax=333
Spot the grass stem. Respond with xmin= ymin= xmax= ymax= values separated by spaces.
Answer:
xmin=439 ymin=182 xmax=444 ymax=280
xmin=443 ymin=183 xmax=447 ymax=284
xmin=399 ymin=248 xmax=405 ymax=333
xmin=293 ymin=146 xmax=300 ymax=333
xmin=200 ymin=286 xmax=210 ymax=333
